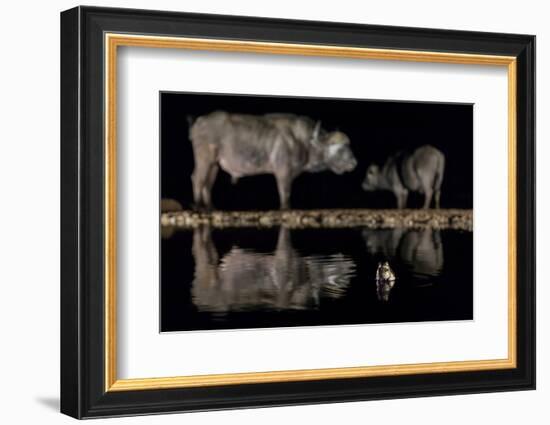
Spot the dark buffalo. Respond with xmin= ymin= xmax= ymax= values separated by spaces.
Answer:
xmin=189 ymin=111 xmax=357 ymax=209
xmin=362 ymin=145 xmax=445 ymax=209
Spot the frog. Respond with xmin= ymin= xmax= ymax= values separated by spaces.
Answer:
xmin=376 ymin=261 xmax=396 ymax=302
xmin=376 ymin=261 xmax=396 ymax=282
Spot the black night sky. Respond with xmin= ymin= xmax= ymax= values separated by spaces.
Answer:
xmin=160 ymin=92 xmax=473 ymax=210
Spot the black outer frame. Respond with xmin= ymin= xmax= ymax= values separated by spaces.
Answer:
xmin=60 ymin=5 xmax=535 ymax=419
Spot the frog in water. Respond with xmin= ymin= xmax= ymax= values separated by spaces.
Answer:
xmin=376 ymin=261 xmax=396 ymax=302
xmin=376 ymin=261 xmax=396 ymax=282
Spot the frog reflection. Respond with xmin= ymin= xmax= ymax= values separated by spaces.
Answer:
xmin=363 ymin=228 xmax=443 ymax=281
xmin=191 ymin=226 xmax=356 ymax=313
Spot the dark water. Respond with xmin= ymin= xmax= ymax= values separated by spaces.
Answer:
xmin=161 ymin=226 xmax=473 ymax=332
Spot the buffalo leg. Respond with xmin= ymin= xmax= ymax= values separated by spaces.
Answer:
xmin=401 ymin=190 xmax=409 ymax=209
xmin=434 ymin=190 xmax=441 ymax=209
xmin=191 ymin=164 xmax=207 ymax=208
xmin=201 ymin=165 xmax=219 ymax=209
xmin=422 ymin=189 xmax=433 ymax=209
xmin=394 ymin=193 xmax=402 ymax=209
xmin=418 ymin=171 xmax=435 ymax=209
xmin=275 ymin=173 xmax=293 ymax=209
xmin=395 ymin=190 xmax=408 ymax=209
xmin=191 ymin=161 xmax=216 ymax=209
xmin=191 ymin=143 xmax=218 ymax=209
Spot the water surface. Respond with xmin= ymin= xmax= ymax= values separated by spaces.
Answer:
xmin=161 ymin=226 xmax=472 ymax=332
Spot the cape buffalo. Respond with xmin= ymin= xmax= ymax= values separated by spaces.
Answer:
xmin=361 ymin=145 xmax=445 ymax=209
xmin=189 ymin=111 xmax=357 ymax=209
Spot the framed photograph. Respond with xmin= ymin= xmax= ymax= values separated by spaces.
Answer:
xmin=60 ymin=6 xmax=535 ymax=419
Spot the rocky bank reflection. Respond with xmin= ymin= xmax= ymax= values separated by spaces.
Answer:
xmin=191 ymin=226 xmax=356 ymax=313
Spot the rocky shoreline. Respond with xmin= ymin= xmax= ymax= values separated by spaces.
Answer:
xmin=161 ymin=209 xmax=473 ymax=231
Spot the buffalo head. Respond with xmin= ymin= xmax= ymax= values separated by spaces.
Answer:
xmin=310 ymin=122 xmax=357 ymax=174
xmin=362 ymin=164 xmax=381 ymax=190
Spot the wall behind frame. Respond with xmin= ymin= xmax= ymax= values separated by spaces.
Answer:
xmin=0 ymin=0 xmax=544 ymax=424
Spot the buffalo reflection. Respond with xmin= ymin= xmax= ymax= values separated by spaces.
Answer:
xmin=191 ymin=226 xmax=356 ymax=313
xmin=362 ymin=228 xmax=444 ymax=281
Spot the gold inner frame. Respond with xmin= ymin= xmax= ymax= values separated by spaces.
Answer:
xmin=104 ymin=33 xmax=517 ymax=392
